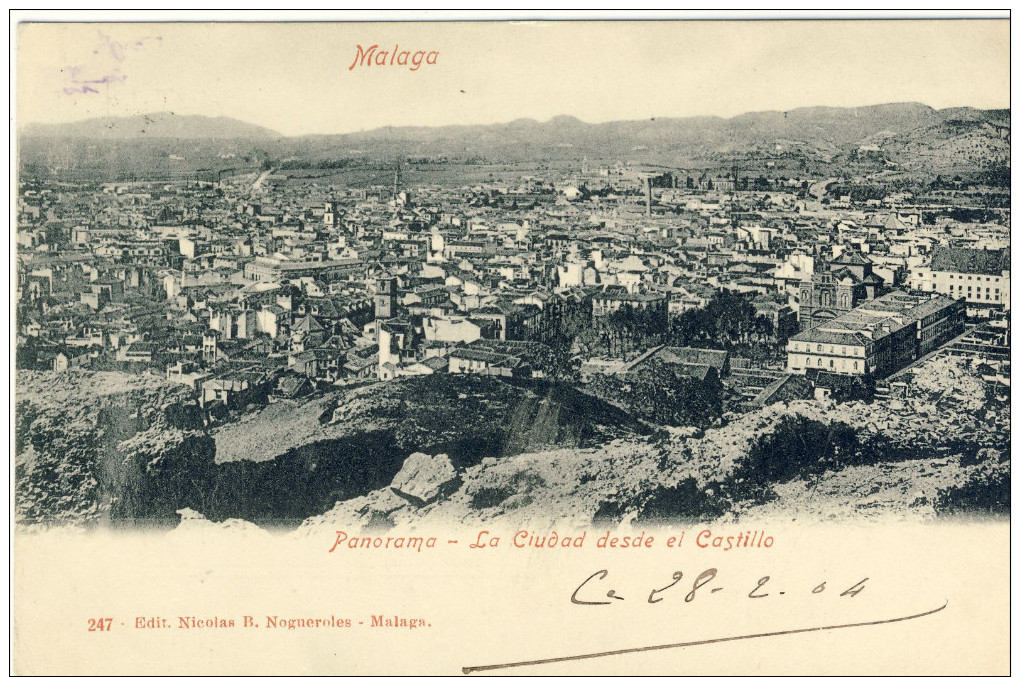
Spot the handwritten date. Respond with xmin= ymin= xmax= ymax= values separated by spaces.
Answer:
xmin=572 ymin=569 xmax=868 ymax=605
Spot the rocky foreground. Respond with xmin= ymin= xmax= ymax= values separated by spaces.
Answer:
xmin=302 ymin=354 xmax=1009 ymax=531
xmin=15 ymin=355 xmax=1009 ymax=530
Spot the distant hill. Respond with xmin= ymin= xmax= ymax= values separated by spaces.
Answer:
xmin=22 ymin=112 xmax=283 ymax=140
xmin=276 ymin=103 xmax=1009 ymax=175
xmin=17 ymin=103 xmax=1010 ymax=181
xmin=315 ymin=102 xmax=1008 ymax=161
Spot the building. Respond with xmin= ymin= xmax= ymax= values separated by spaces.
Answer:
xmin=592 ymin=289 xmax=668 ymax=319
xmin=243 ymin=256 xmax=363 ymax=283
xmin=797 ymin=250 xmax=884 ymax=329
xmin=374 ymin=277 xmax=398 ymax=320
xmin=42 ymin=345 xmax=95 ymax=372
xmin=470 ymin=303 xmax=542 ymax=341
xmin=786 ymin=290 xmax=965 ymax=379
xmin=201 ymin=376 xmax=250 ymax=407
xmin=447 ymin=339 xmax=547 ymax=378
xmin=909 ymin=246 xmax=1010 ymax=313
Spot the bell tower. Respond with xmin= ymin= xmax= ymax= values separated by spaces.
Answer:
xmin=374 ymin=277 xmax=397 ymax=319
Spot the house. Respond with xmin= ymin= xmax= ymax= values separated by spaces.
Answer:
xmin=274 ymin=375 xmax=314 ymax=400
xmin=592 ymin=289 xmax=668 ymax=318
xmin=41 ymin=345 xmax=95 ymax=372
xmin=422 ymin=315 xmax=482 ymax=344
xmin=166 ymin=361 xmax=210 ymax=392
xmin=290 ymin=345 xmax=346 ymax=382
xmin=291 ymin=314 xmax=327 ymax=352
xmin=201 ymin=376 xmax=250 ymax=407
xmin=256 ymin=305 xmax=291 ymax=339
xmin=447 ymin=339 xmax=547 ymax=378
xmin=448 ymin=346 xmax=522 ymax=377
xmin=122 ymin=341 xmax=155 ymax=363
xmin=343 ymin=352 xmax=377 ymax=380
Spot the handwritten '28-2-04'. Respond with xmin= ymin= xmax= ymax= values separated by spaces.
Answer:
xmin=572 ymin=569 xmax=868 ymax=605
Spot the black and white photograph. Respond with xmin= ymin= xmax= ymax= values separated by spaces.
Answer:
xmin=10 ymin=13 xmax=1011 ymax=675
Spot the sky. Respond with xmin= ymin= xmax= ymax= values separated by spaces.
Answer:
xmin=15 ymin=17 xmax=1011 ymax=137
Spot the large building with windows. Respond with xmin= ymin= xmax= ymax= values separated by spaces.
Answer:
xmin=909 ymin=246 xmax=1010 ymax=312
xmin=786 ymin=290 xmax=965 ymax=379
xmin=243 ymin=256 xmax=364 ymax=283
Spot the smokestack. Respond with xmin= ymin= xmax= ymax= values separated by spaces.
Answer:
xmin=645 ymin=176 xmax=652 ymax=216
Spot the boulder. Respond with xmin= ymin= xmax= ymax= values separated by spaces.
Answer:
xmin=389 ymin=453 xmax=461 ymax=506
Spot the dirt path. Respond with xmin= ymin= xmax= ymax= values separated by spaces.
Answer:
xmin=250 ymin=167 xmax=274 ymax=195
xmin=808 ymin=177 xmax=836 ymax=200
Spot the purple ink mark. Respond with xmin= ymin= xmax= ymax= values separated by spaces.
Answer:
xmin=60 ymin=32 xmax=157 ymax=96
xmin=79 ymin=74 xmax=128 ymax=85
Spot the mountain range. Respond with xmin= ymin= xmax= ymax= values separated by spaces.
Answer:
xmin=19 ymin=103 xmax=1010 ymax=179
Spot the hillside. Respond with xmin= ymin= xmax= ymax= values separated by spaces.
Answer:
xmin=15 ymin=355 xmax=1009 ymax=530
xmin=302 ymin=355 xmax=1009 ymax=531
xmin=15 ymin=372 xmax=647 ymax=527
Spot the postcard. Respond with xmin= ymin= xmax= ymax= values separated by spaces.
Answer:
xmin=11 ymin=13 xmax=1010 ymax=675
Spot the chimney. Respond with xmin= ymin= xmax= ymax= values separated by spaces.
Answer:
xmin=645 ymin=176 xmax=652 ymax=216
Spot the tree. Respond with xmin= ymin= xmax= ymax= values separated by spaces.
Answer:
xmin=535 ymin=332 xmax=576 ymax=382
xmin=736 ymin=415 xmax=875 ymax=489
xmin=588 ymin=368 xmax=722 ymax=428
xmin=752 ymin=315 xmax=774 ymax=347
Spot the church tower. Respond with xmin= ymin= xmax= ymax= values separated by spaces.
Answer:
xmin=374 ymin=277 xmax=397 ymax=320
